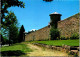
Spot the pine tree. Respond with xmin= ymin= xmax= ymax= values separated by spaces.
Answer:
xmin=18 ymin=25 xmax=25 ymax=42
xmin=9 ymin=24 xmax=19 ymax=44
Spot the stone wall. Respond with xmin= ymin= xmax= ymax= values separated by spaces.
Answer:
xmin=58 ymin=13 xmax=79 ymax=37
xmin=25 ymin=13 xmax=79 ymax=41
xmin=33 ymin=43 xmax=79 ymax=55
xmin=25 ymin=26 xmax=50 ymax=41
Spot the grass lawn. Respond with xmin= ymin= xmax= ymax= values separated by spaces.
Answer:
xmin=0 ymin=43 xmax=32 ymax=56
xmin=28 ymin=39 xmax=79 ymax=46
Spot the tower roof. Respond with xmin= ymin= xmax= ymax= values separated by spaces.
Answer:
xmin=51 ymin=12 xmax=59 ymax=14
xmin=49 ymin=12 xmax=62 ymax=16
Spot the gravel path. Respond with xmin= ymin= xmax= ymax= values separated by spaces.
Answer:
xmin=26 ymin=44 xmax=68 ymax=56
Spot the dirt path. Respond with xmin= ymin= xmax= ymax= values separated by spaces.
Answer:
xmin=26 ymin=44 xmax=68 ymax=56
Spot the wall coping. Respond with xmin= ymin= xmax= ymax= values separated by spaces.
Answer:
xmin=26 ymin=25 xmax=50 ymax=35
xmin=58 ymin=13 xmax=79 ymax=23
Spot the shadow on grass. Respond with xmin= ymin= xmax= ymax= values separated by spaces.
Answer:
xmin=1 ymin=50 xmax=25 ymax=56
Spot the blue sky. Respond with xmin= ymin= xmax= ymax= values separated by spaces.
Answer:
xmin=8 ymin=0 xmax=79 ymax=32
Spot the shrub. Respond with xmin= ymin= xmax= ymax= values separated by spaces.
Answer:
xmin=50 ymin=27 xmax=60 ymax=40
xmin=60 ymin=36 xmax=67 ymax=40
xmin=66 ymin=37 xmax=70 ymax=40
xmin=59 ymin=36 xmax=70 ymax=40
xmin=1 ymin=35 xmax=9 ymax=45
xmin=56 ymin=37 xmax=60 ymax=40
xmin=74 ymin=53 xmax=78 ymax=57
xmin=70 ymin=33 xmax=79 ymax=40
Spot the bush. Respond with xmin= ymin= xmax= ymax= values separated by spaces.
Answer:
xmin=59 ymin=33 xmax=79 ymax=40
xmin=66 ymin=37 xmax=70 ymax=40
xmin=70 ymin=33 xmax=79 ymax=40
xmin=1 ymin=34 xmax=9 ymax=45
xmin=56 ymin=37 xmax=60 ymax=40
xmin=58 ymin=36 xmax=70 ymax=40
xmin=74 ymin=53 xmax=78 ymax=57
xmin=60 ymin=36 xmax=67 ymax=40
xmin=50 ymin=28 xmax=60 ymax=40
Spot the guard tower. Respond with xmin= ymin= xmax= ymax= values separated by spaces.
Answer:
xmin=49 ymin=12 xmax=62 ymax=28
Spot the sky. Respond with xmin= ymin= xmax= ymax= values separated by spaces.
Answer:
xmin=8 ymin=0 xmax=79 ymax=32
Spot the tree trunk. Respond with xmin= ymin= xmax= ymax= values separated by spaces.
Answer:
xmin=9 ymin=38 xmax=10 ymax=46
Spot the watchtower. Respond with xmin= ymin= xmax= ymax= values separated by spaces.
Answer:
xmin=49 ymin=12 xmax=62 ymax=28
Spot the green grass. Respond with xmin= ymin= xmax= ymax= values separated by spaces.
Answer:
xmin=0 ymin=43 xmax=32 ymax=56
xmin=29 ymin=39 xmax=79 ymax=46
xmin=1 ymin=43 xmax=32 ymax=52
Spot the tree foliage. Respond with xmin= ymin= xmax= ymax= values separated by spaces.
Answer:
xmin=1 ymin=34 xmax=9 ymax=45
xmin=2 ymin=11 xmax=18 ymax=28
xmin=1 ymin=0 xmax=25 ymax=45
xmin=1 ymin=11 xmax=19 ymax=45
xmin=1 ymin=0 xmax=54 ymax=44
xmin=7 ymin=12 xmax=19 ymax=45
xmin=1 ymin=0 xmax=25 ymax=26
xmin=18 ymin=25 xmax=25 ymax=42
xmin=9 ymin=24 xmax=19 ymax=44
xmin=70 ymin=33 xmax=79 ymax=39
xmin=50 ymin=27 xmax=60 ymax=40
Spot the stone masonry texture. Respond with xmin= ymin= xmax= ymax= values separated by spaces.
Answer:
xmin=58 ymin=13 xmax=79 ymax=37
xmin=25 ymin=26 xmax=50 ymax=41
xmin=25 ymin=13 xmax=79 ymax=41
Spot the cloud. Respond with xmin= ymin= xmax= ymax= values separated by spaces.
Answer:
xmin=30 ymin=29 xmax=37 ymax=31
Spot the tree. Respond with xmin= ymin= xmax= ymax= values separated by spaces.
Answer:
xmin=1 ymin=0 xmax=25 ymax=45
xmin=1 ymin=34 xmax=9 ymax=46
xmin=1 ymin=0 xmax=25 ymax=26
xmin=1 ymin=0 xmax=52 ymax=25
xmin=3 ymin=11 xmax=18 ymax=28
xmin=7 ymin=12 xmax=19 ymax=45
xmin=1 ymin=0 xmax=53 ymax=44
xmin=9 ymin=24 xmax=19 ymax=45
xmin=50 ymin=27 xmax=60 ymax=40
xmin=18 ymin=25 xmax=25 ymax=42
xmin=1 ymin=34 xmax=5 ymax=45
xmin=1 ymin=11 xmax=19 ymax=46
